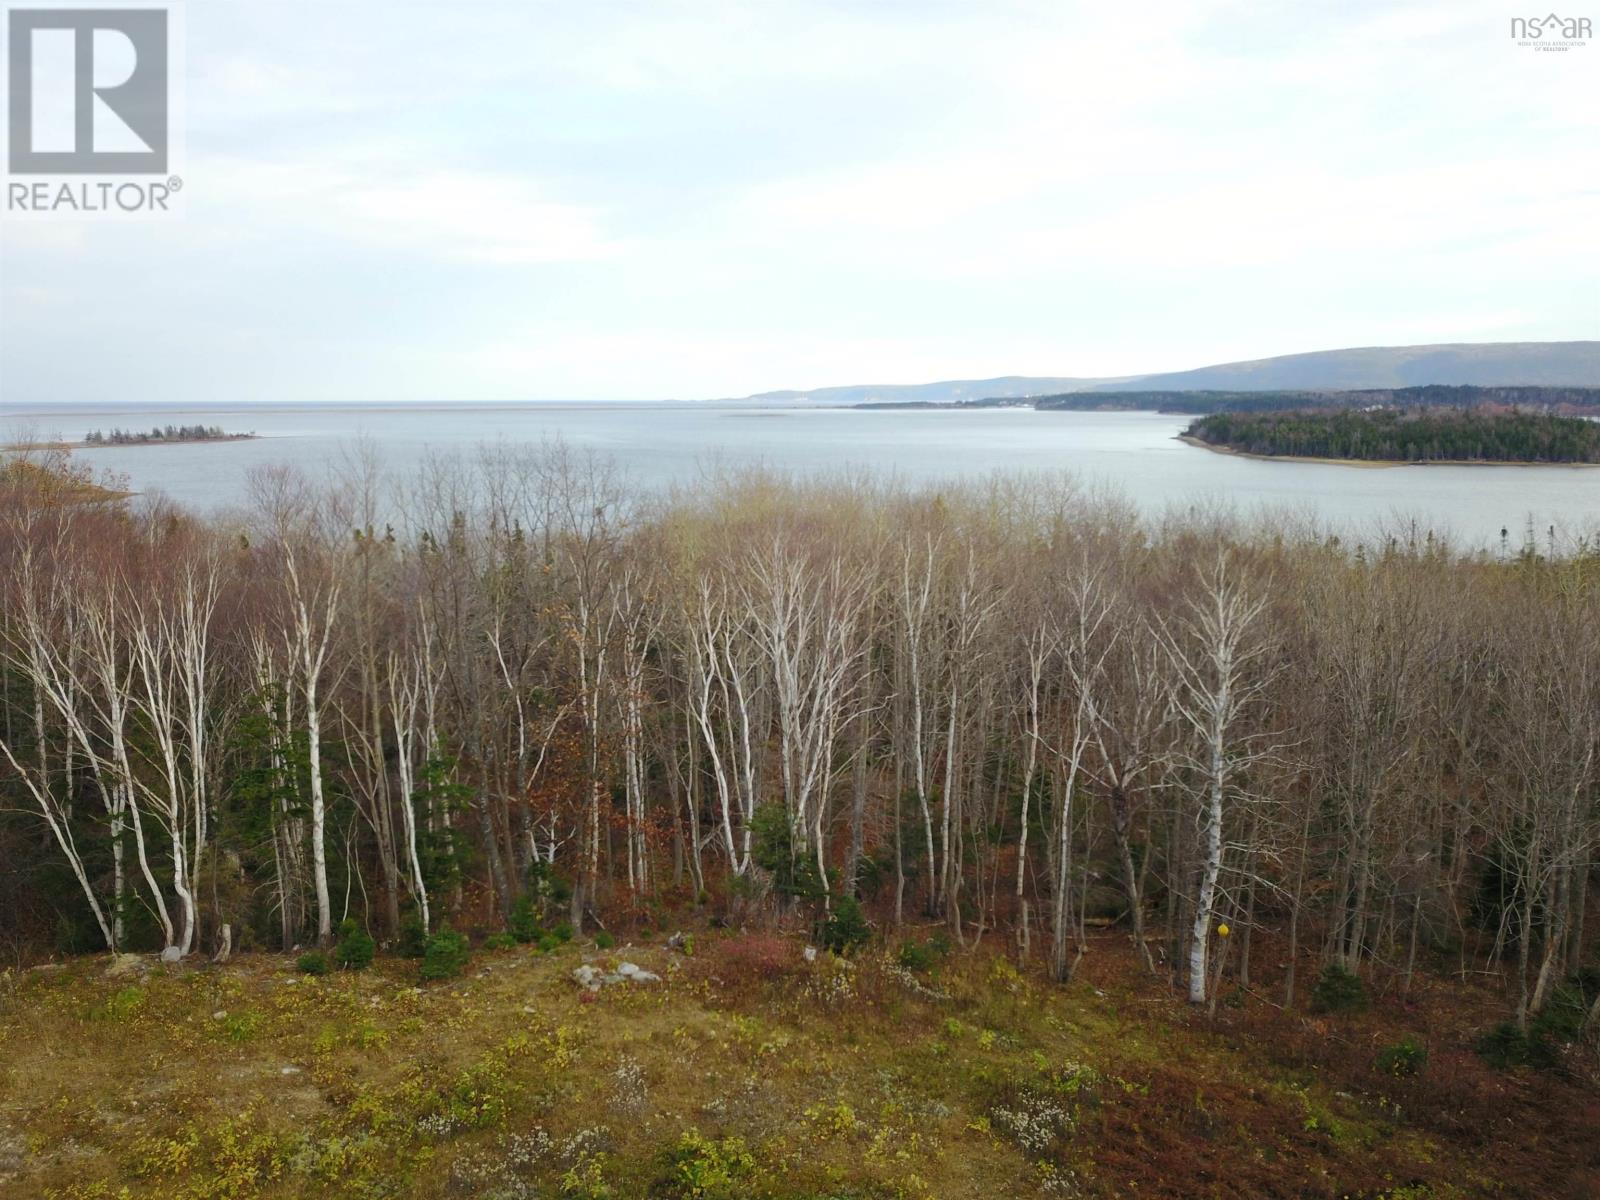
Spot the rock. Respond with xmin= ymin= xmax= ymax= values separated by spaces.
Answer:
xmin=159 ymin=946 xmax=183 ymax=965
xmin=803 ymin=946 xmax=818 ymax=963
xmin=105 ymin=953 xmax=146 ymax=978
xmin=574 ymin=961 xmax=658 ymax=989
xmin=212 ymin=1010 xmax=227 ymax=1021
xmin=280 ymin=1066 xmax=301 ymax=1076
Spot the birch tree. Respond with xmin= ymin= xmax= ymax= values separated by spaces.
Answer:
xmin=1160 ymin=551 xmax=1280 ymax=1005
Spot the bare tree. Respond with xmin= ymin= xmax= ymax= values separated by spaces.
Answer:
xmin=1159 ymin=551 xmax=1281 ymax=1005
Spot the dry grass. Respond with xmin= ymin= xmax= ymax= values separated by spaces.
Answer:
xmin=0 ymin=931 xmax=1594 ymax=1199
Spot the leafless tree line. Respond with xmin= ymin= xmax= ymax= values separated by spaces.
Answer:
xmin=1 ymin=446 xmax=1595 ymax=1026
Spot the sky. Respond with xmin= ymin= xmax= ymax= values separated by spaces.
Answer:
xmin=1 ymin=0 xmax=1597 ymax=403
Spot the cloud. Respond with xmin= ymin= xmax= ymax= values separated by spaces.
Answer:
xmin=201 ymin=158 xmax=622 ymax=264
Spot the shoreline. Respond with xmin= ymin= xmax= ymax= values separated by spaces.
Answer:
xmin=1176 ymin=434 xmax=1600 ymax=469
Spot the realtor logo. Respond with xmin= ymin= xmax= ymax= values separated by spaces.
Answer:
xmin=8 ymin=7 xmax=169 ymax=173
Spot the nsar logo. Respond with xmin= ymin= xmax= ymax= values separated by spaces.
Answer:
xmin=1510 ymin=12 xmax=1592 ymax=50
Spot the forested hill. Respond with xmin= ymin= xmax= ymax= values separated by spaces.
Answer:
xmin=745 ymin=341 xmax=1600 ymax=405
xmin=1019 ymin=384 xmax=1600 ymax=415
xmin=1184 ymin=407 xmax=1600 ymax=463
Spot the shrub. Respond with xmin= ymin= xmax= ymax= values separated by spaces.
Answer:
xmin=334 ymin=919 xmax=375 ymax=971
xmin=897 ymin=933 xmax=950 ymax=973
xmin=1376 ymin=1035 xmax=1428 ymax=1077
xmin=525 ymin=859 xmax=572 ymax=908
xmin=1477 ymin=1021 xmax=1558 ymax=1070
xmin=1474 ymin=986 xmax=1591 ymax=1070
xmin=594 ymin=931 xmax=616 ymax=950
xmin=297 ymin=950 xmax=330 ymax=976
xmin=509 ymin=895 xmax=543 ymax=945
xmin=1531 ymin=981 xmax=1591 ymax=1043
xmin=663 ymin=1129 xmax=755 ymax=1200
xmin=483 ymin=932 xmax=518 ymax=952
xmin=420 ymin=926 xmax=471 ymax=981
xmin=102 ymin=985 xmax=146 ymax=1022
xmin=397 ymin=914 xmax=428 ymax=959
xmin=218 ymin=1011 xmax=262 ymax=1044
xmin=553 ymin=922 xmax=574 ymax=943
xmin=750 ymin=802 xmax=826 ymax=901
xmin=537 ymin=933 xmax=560 ymax=954
xmin=1310 ymin=962 xmax=1368 ymax=1014
xmin=705 ymin=932 xmax=798 ymax=984
xmin=821 ymin=895 xmax=871 ymax=955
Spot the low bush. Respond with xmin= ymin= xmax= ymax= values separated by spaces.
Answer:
xmin=1476 ymin=1021 xmax=1558 ymax=1070
xmin=536 ymin=933 xmax=559 ymax=954
xmin=1310 ymin=962 xmax=1368 ymax=1014
xmin=297 ymin=950 xmax=330 ymax=976
xmin=661 ymin=1129 xmax=756 ymax=1200
xmin=897 ymin=932 xmax=951 ymax=973
xmin=508 ymin=895 xmax=543 ymax=945
xmin=482 ymin=932 xmax=518 ymax=952
xmin=1531 ymin=980 xmax=1591 ymax=1042
xmin=102 ymin=985 xmax=146 ymax=1022
xmin=1376 ymin=1035 xmax=1427 ymax=1077
xmin=420 ymin=926 xmax=471 ymax=981
xmin=333 ymin=919 xmax=375 ymax=971
xmin=703 ymin=932 xmax=799 ymax=984
xmin=594 ymin=931 xmax=615 ymax=950
xmin=397 ymin=915 xmax=428 ymax=959
xmin=553 ymin=922 xmax=574 ymax=943
xmin=821 ymin=895 xmax=871 ymax=955
xmin=1475 ymin=985 xmax=1591 ymax=1070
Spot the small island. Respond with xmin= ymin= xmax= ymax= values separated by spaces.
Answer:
xmin=3 ymin=424 xmax=258 ymax=452
xmin=84 ymin=423 xmax=255 ymax=446
xmin=1182 ymin=407 xmax=1600 ymax=466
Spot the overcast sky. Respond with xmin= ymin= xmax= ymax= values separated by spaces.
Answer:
xmin=1 ymin=0 xmax=1596 ymax=403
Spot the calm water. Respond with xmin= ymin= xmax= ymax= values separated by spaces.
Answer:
xmin=7 ymin=402 xmax=1600 ymax=548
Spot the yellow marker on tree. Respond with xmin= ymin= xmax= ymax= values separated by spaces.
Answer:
xmin=1216 ymin=923 xmax=1230 ymax=937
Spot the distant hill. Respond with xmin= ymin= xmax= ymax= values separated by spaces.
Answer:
xmin=736 ymin=375 xmax=1133 ymax=406
xmin=1093 ymin=342 xmax=1600 ymax=392
xmin=732 ymin=342 xmax=1600 ymax=405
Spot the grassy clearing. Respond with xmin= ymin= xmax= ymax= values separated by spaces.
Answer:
xmin=0 ymin=932 xmax=1594 ymax=1199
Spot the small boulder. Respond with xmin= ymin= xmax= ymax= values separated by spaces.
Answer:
xmin=159 ymin=946 xmax=183 ymax=965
